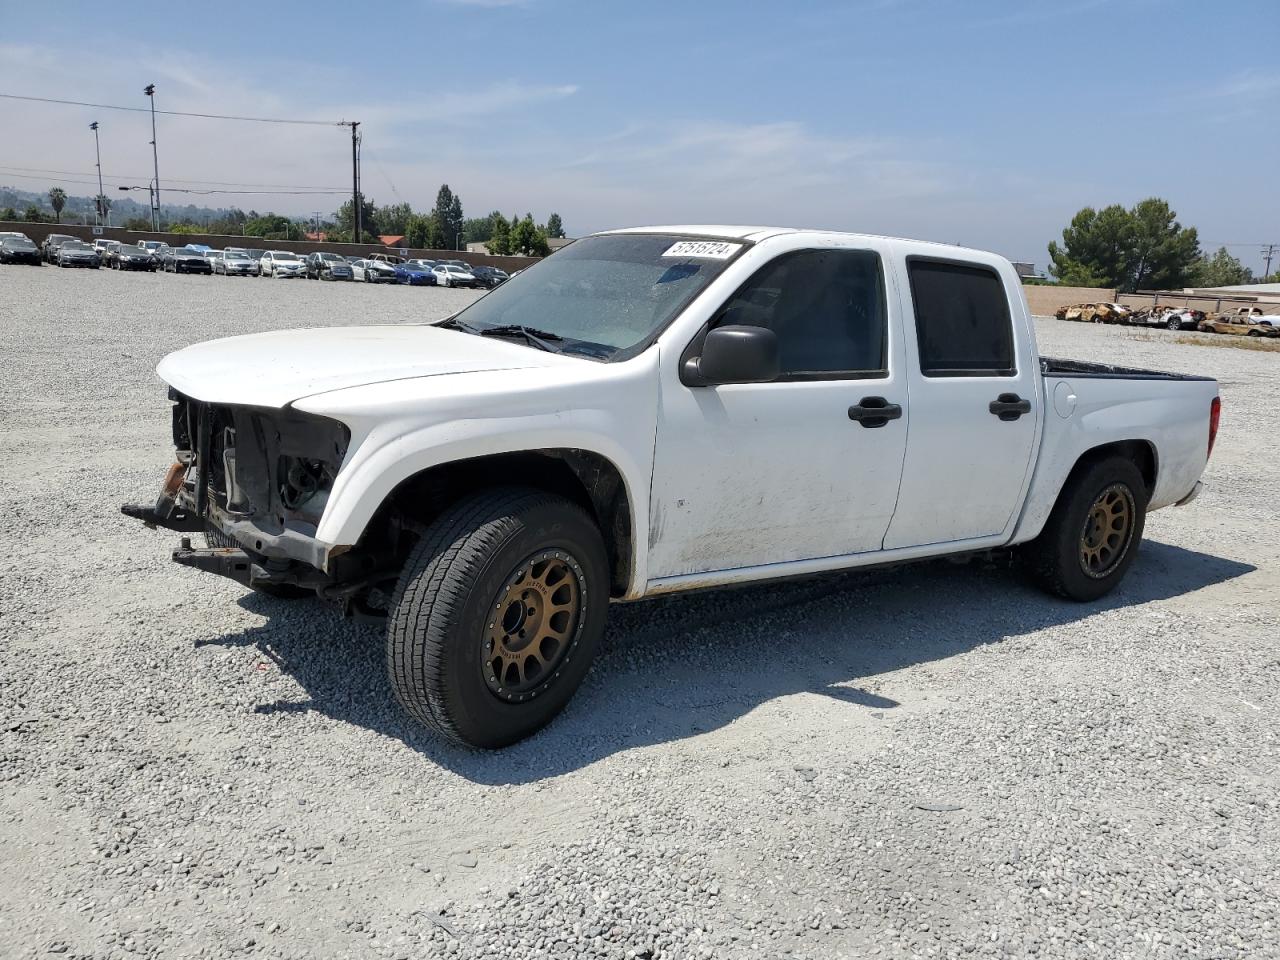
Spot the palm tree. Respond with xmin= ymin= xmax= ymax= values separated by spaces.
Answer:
xmin=48 ymin=187 xmax=66 ymax=223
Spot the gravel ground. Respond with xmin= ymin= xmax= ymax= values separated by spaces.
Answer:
xmin=1 ymin=266 xmax=1277 ymax=959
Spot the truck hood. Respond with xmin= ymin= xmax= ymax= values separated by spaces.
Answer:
xmin=156 ymin=324 xmax=566 ymax=408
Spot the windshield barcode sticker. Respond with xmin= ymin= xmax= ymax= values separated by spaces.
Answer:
xmin=662 ymin=240 xmax=742 ymax=260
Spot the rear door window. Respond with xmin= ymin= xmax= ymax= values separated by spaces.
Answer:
xmin=907 ymin=260 xmax=1015 ymax=377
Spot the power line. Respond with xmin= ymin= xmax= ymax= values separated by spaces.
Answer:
xmin=0 ymin=164 xmax=348 ymax=191
xmin=0 ymin=92 xmax=349 ymax=126
xmin=0 ymin=170 xmax=345 ymax=195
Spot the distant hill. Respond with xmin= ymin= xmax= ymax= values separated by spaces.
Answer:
xmin=0 ymin=184 xmax=274 ymax=226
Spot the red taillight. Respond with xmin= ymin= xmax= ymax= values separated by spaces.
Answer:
xmin=1207 ymin=396 xmax=1221 ymax=460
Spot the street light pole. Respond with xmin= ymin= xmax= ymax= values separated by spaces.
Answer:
xmin=89 ymin=121 xmax=106 ymax=226
xmin=144 ymin=84 xmax=161 ymax=230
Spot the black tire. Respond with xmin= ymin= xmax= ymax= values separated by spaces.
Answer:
xmin=388 ymin=488 xmax=608 ymax=748
xmin=1166 ymin=317 xmax=1180 ymax=330
xmin=1024 ymin=456 xmax=1147 ymax=602
xmin=204 ymin=525 xmax=311 ymax=599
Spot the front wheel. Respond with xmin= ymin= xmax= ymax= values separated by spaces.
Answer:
xmin=387 ymin=488 xmax=608 ymax=748
xmin=1166 ymin=317 xmax=1180 ymax=330
xmin=1023 ymin=456 xmax=1147 ymax=602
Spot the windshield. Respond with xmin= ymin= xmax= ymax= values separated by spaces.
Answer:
xmin=320 ymin=253 xmax=343 ymax=262
xmin=63 ymin=242 xmax=92 ymax=251
xmin=447 ymin=234 xmax=744 ymax=358
xmin=274 ymin=252 xmax=301 ymax=261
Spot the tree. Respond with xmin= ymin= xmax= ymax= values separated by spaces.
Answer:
xmin=334 ymin=194 xmax=378 ymax=242
xmin=545 ymin=212 xmax=565 ymax=238
xmin=430 ymin=184 xmax=464 ymax=250
xmin=1128 ymin=198 xmax=1199 ymax=291
xmin=486 ymin=212 xmax=513 ymax=255
xmin=1047 ymin=197 xmax=1200 ymax=292
xmin=1190 ymin=247 xmax=1251 ymax=288
xmin=169 ymin=223 xmax=203 ymax=235
xmin=22 ymin=204 xmax=49 ymax=223
xmin=463 ymin=212 xmax=500 ymax=245
xmin=244 ymin=214 xmax=293 ymax=238
xmin=122 ymin=216 xmax=153 ymax=231
xmin=374 ymin=202 xmax=413 ymax=237
xmin=405 ymin=213 xmax=435 ymax=249
xmin=508 ymin=214 xmax=551 ymax=257
xmin=0 ymin=206 xmax=16 ymax=221
xmin=48 ymin=187 xmax=66 ymax=223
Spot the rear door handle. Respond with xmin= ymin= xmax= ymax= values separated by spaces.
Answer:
xmin=989 ymin=393 xmax=1032 ymax=421
xmin=848 ymin=396 xmax=903 ymax=428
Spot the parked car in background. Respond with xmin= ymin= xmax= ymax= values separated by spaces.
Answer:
xmin=163 ymin=246 xmax=214 ymax=275
xmin=217 ymin=248 xmax=260 ymax=276
xmin=42 ymin=233 xmax=79 ymax=263
xmin=112 ymin=245 xmax=160 ymax=271
xmin=1056 ymin=303 xmax=1095 ymax=322
xmin=306 ymin=252 xmax=354 ymax=281
xmin=1154 ymin=308 xmax=1205 ymax=331
xmin=93 ymin=239 xmax=121 ymax=260
xmin=205 ymin=251 xmax=225 ymax=272
xmin=470 ymin=265 xmax=509 ymax=289
xmin=351 ymin=259 xmax=398 ymax=283
xmin=137 ymin=240 xmax=171 ymax=260
xmin=393 ymin=260 xmax=435 ymax=285
xmin=56 ymin=241 xmax=102 ymax=268
xmin=1091 ymin=303 xmax=1133 ymax=324
xmin=368 ymin=252 xmax=404 ymax=265
xmin=126 ymin=226 xmax=1221 ymax=748
xmin=0 ymin=230 xmax=33 ymax=243
xmin=1199 ymin=308 xmax=1279 ymax=337
xmin=261 ymin=250 xmax=306 ymax=278
xmin=432 ymin=263 xmax=477 ymax=288
xmin=0 ymin=236 xmax=42 ymax=265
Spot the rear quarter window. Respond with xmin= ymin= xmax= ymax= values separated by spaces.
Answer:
xmin=907 ymin=259 xmax=1015 ymax=377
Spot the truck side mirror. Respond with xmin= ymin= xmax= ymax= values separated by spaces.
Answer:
xmin=682 ymin=324 xmax=779 ymax=386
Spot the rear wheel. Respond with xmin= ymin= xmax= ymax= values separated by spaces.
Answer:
xmin=1166 ymin=316 xmax=1180 ymax=330
xmin=387 ymin=488 xmax=608 ymax=748
xmin=1024 ymin=456 xmax=1147 ymax=602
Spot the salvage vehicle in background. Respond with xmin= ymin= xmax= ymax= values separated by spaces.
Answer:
xmin=471 ymin=264 xmax=510 ymax=289
xmin=111 ymin=245 xmax=160 ymax=271
xmin=0 ymin=236 xmax=42 ymax=265
xmin=124 ymin=226 xmax=1220 ymax=749
xmin=351 ymin=259 xmax=398 ymax=283
xmin=56 ymin=241 xmax=101 ymax=268
xmin=432 ymin=263 xmax=477 ymax=287
xmin=393 ymin=260 xmax=435 ymax=285
xmin=260 ymin=250 xmax=306 ymax=278
xmin=1199 ymin=307 xmax=1279 ymax=337
xmin=1057 ymin=303 xmax=1095 ymax=322
xmin=1092 ymin=302 xmax=1133 ymax=325
xmin=306 ymin=251 xmax=354 ymax=281
xmin=163 ymin=246 xmax=214 ymax=275
xmin=216 ymin=249 xmax=260 ymax=276
xmin=42 ymin=233 xmax=79 ymax=263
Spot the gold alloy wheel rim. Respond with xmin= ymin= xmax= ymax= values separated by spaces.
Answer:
xmin=483 ymin=551 xmax=585 ymax=702
xmin=1079 ymin=483 xmax=1135 ymax=579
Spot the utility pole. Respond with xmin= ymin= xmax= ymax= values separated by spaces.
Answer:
xmin=144 ymin=84 xmax=161 ymax=230
xmin=89 ymin=121 xmax=105 ymax=226
xmin=1263 ymin=244 xmax=1277 ymax=280
xmin=347 ymin=121 xmax=361 ymax=242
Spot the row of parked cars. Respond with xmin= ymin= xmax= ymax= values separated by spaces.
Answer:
xmin=1055 ymin=301 xmax=1279 ymax=337
xmin=0 ymin=231 xmax=512 ymax=289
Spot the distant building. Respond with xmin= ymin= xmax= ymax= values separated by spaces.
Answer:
xmin=1011 ymin=261 xmax=1035 ymax=279
xmin=467 ymin=237 xmax=573 ymax=256
xmin=379 ymin=235 xmax=406 ymax=247
xmin=305 ymin=230 xmax=329 ymax=242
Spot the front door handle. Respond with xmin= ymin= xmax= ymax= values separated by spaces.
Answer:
xmin=989 ymin=393 xmax=1032 ymax=421
xmin=848 ymin=396 xmax=903 ymax=428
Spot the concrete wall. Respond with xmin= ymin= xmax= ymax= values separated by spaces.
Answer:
xmin=1022 ymin=284 xmax=1118 ymax=317
xmin=0 ymin=221 xmax=540 ymax=272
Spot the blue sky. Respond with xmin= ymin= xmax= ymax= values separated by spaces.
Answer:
xmin=2 ymin=0 xmax=1277 ymax=271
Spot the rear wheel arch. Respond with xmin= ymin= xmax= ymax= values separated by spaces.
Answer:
xmin=362 ymin=449 xmax=637 ymax=598
xmin=1056 ymin=439 xmax=1157 ymax=511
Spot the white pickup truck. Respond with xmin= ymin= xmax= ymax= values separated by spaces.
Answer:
xmin=124 ymin=226 xmax=1221 ymax=747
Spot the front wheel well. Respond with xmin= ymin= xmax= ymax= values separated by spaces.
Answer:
xmin=361 ymin=450 xmax=634 ymax=597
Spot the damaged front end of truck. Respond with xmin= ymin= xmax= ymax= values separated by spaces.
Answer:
xmin=121 ymin=389 xmax=392 ymax=614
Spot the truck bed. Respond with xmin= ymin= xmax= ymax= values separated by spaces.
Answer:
xmin=1040 ymin=357 xmax=1215 ymax=382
